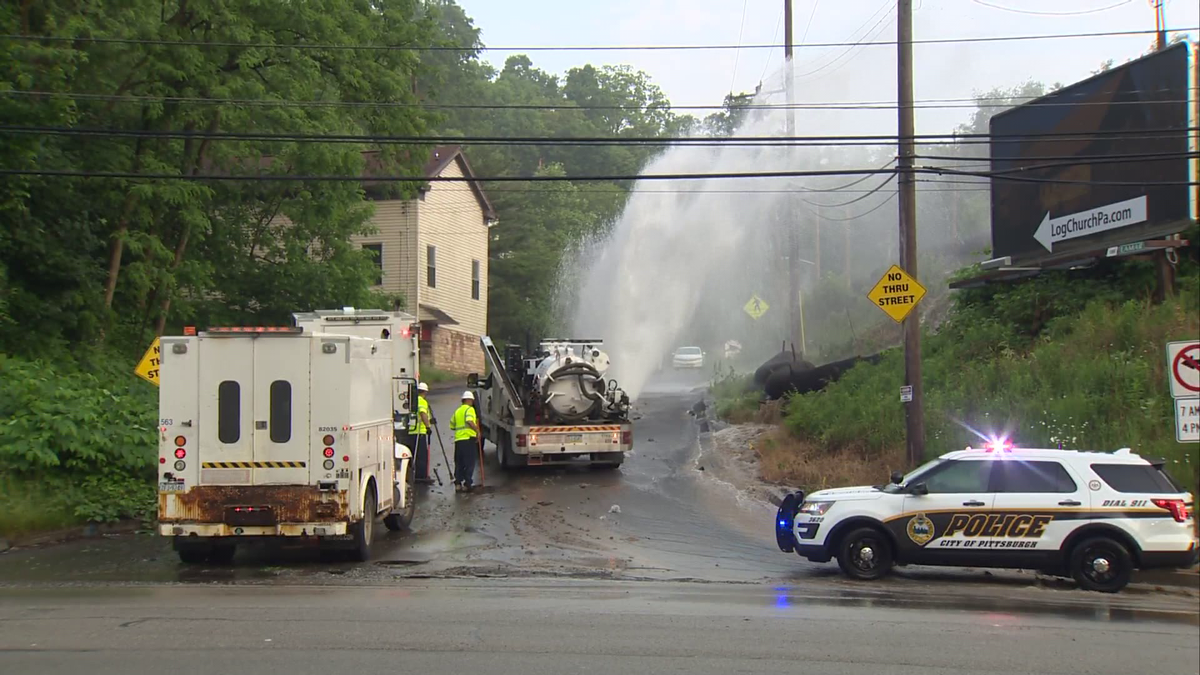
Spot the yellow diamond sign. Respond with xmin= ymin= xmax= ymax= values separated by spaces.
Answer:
xmin=867 ymin=265 xmax=927 ymax=323
xmin=134 ymin=337 xmax=162 ymax=386
xmin=743 ymin=294 xmax=769 ymax=320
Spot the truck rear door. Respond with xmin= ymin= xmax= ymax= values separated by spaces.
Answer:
xmin=198 ymin=338 xmax=255 ymax=484
xmin=252 ymin=337 xmax=311 ymax=484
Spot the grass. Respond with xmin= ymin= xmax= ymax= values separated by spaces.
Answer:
xmin=0 ymin=477 xmax=79 ymax=540
xmin=710 ymin=258 xmax=1200 ymax=496
xmin=754 ymin=427 xmax=907 ymax=491
xmin=420 ymin=365 xmax=463 ymax=385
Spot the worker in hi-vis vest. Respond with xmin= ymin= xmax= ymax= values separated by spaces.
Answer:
xmin=449 ymin=391 xmax=480 ymax=492
xmin=413 ymin=382 xmax=433 ymax=484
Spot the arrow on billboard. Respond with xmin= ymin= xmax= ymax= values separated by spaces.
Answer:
xmin=1033 ymin=195 xmax=1148 ymax=252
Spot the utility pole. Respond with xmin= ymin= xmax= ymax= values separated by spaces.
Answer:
xmin=897 ymin=0 xmax=924 ymax=467
xmin=1153 ymin=0 xmax=1166 ymax=50
xmin=1151 ymin=0 xmax=1175 ymax=302
xmin=784 ymin=0 xmax=804 ymax=355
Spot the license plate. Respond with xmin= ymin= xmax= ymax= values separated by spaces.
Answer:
xmin=566 ymin=434 xmax=584 ymax=444
xmin=159 ymin=482 xmax=185 ymax=492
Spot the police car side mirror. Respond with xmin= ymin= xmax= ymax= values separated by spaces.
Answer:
xmin=890 ymin=470 xmax=904 ymax=485
xmin=908 ymin=483 xmax=928 ymax=496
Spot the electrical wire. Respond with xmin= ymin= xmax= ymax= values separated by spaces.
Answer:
xmin=799 ymin=0 xmax=823 ymax=45
xmin=1 ymin=27 xmax=1190 ymax=52
xmin=729 ymin=0 xmax=751 ymax=96
xmin=801 ymin=173 xmax=897 ymax=207
xmin=809 ymin=192 xmax=898 ymax=221
xmin=759 ymin=9 xmax=785 ymax=83
xmin=3 ymin=88 xmax=1193 ymax=112
xmin=794 ymin=0 xmax=897 ymax=81
xmin=971 ymin=0 xmax=1134 ymax=16
xmin=3 ymin=124 xmax=1196 ymax=146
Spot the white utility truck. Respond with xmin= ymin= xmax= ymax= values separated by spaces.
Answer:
xmin=471 ymin=337 xmax=633 ymax=470
xmin=157 ymin=309 xmax=421 ymax=564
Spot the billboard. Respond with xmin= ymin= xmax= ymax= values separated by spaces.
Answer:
xmin=989 ymin=41 xmax=1197 ymax=265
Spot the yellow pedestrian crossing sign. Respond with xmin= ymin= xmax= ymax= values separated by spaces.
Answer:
xmin=744 ymin=294 xmax=769 ymax=320
xmin=134 ymin=337 xmax=162 ymax=386
xmin=867 ymin=265 xmax=926 ymax=323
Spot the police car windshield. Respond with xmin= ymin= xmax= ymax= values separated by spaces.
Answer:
xmin=881 ymin=458 xmax=945 ymax=493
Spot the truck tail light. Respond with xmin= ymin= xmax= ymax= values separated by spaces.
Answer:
xmin=174 ymin=436 xmax=187 ymax=447
xmin=323 ymin=447 xmax=335 ymax=458
xmin=174 ymin=448 xmax=187 ymax=459
xmin=322 ymin=434 xmax=335 ymax=446
xmin=1152 ymin=499 xmax=1189 ymax=523
xmin=621 ymin=431 xmax=632 ymax=445
xmin=516 ymin=434 xmax=528 ymax=448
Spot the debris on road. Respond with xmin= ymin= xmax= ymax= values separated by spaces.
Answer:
xmin=579 ymin=483 xmax=590 ymax=489
xmin=609 ymin=505 xmax=621 ymax=514
xmin=537 ymin=501 xmax=554 ymax=507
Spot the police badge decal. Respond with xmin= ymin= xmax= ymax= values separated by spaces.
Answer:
xmin=907 ymin=513 xmax=935 ymax=546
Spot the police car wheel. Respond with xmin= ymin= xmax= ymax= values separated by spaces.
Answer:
xmin=836 ymin=527 xmax=894 ymax=580
xmin=1070 ymin=536 xmax=1132 ymax=593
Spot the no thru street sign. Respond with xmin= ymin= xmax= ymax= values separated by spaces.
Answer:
xmin=867 ymin=265 xmax=926 ymax=323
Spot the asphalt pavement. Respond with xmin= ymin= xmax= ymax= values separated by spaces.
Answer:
xmin=1 ymin=370 xmax=1198 ymax=674
xmin=1 ymin=579 xmax=1197 ymax=675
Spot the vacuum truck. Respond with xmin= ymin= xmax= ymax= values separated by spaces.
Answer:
xmin=470 ymin=337 xmax=633 ymax=469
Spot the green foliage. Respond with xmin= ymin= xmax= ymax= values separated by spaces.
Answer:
xmin=0 ymin=352 xmax=157 ymax=534
xmin=711 ymin=371 xmax=761 ymax=423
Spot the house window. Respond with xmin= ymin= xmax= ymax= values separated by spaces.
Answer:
xmin=363 ymin=243 xmax=383 ymax=286
xmin=426 ymin=245 xmax=437 ymax=288
xmin=471 ymin=259 xmax=481 ymax=300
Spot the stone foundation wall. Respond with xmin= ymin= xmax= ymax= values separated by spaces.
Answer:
xmin=428 ymin=326 xmax=484 ymax=375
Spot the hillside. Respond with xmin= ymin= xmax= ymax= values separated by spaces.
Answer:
xmin=716 ymin=246 xmax=1200 ymax=495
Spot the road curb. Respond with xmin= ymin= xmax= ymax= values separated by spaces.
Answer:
xmin=1131 ymin=567 xmax=1200 ymax=591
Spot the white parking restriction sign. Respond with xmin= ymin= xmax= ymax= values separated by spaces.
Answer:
xmin=1166 ymin=341 xmax=1200 ymax=398
xmin=1176 ymin=397 xmax=1199 ymax=443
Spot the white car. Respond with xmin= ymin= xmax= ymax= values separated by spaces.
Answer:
xmin=672 ymin=346 xmax=704 ymax=370
xmin=775 ymin=442 xmax=1197 ymax=592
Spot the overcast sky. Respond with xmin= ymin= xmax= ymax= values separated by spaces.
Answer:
xmin=456 ymin=0 xmax=1199 ymax=135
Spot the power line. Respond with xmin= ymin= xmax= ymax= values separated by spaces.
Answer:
xmin=794 ymin=0 xmax=897 ymax=81
xmin=0 ymin=167 xmax=900 ymax=182
xmin=971 ymin=0 xmax=1133 ymax=16
xmin=4 ymin=165 xmax=1196 ymax=187
xmin=759 ymin=9 xmax=785 ymax=83
xmin=3 ymin=88 xmax=1192 ymax=112
xmin=729 ymin=0 xmax=751 ymax=96
xmin=3 ymin=124 xmax=1195 ymax=146
xmin=809 ymin=191 xmax=898 ymax=221
xmin=2 ymin=27 xmax=1190 ymax=52
xmin=802 ymin=173 xmax=897 ymax=207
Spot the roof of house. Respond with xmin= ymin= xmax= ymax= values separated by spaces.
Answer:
xmin=249 ymin=146 xmax=496 ymax=221
xmin=360 ymin=146 xmax=495 ymax=221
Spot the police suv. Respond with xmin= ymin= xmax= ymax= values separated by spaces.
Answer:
xmin=775 ymin=442 xmax=1197 ymax=592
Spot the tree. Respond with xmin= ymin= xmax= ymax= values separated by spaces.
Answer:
xmin=0 ymin=0 xmax=443 ymax=354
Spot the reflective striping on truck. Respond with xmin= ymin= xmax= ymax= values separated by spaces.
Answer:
xmin=200 ymin=461 xmax=308 ymax=469
xmin=528 ymin=425 xmax=623 ymax=433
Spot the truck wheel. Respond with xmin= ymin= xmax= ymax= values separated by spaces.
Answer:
xmin=349 ymin=487 xmax=377 ymax=562
xmin=592 ymin=452 xmax=624 ymax=470
xmin=836 ymin=527 xmax=894 ymax=580
xmin=175 ymin=540 xmax=210 ymax=565
xmin=497 ymin=431 xmax=514 ymax=470
xmin=384 ymin=460 xmax=416 ymax=532
xmin=1070 ymin=536 xmax=1132 ymax=593
xmin=208 ymin=543 xmax=237 ymax=565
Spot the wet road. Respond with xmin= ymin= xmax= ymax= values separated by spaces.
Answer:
xmin=1 ymin=371 xmax=1198 ymax=642
xmin=1 ymin=579 xmax=1197 ymax=675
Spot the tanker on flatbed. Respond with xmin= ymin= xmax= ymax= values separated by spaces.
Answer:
xmin=470 ymin=337 xmax=633 ymax=469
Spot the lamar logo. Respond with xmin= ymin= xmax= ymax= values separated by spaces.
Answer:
xmin=945 ymin=513 xmax=1054 ymax=538
xmin=907 ymin=513 xmax=935 ymax=546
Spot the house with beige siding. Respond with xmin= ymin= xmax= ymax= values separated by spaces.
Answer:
xmin=351 ymin=146 xmax=496 ymax=375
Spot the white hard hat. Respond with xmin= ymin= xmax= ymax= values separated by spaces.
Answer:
xmin=417 ymin=382 xmax=429 ymax=392
xmin=462 ymin=390 xmax=475 ymax=400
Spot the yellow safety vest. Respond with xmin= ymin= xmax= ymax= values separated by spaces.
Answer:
xmin=415 ymin=396 xmax=430 ymax=434
xmin=450 ymin=404 xmax=478 ymax=442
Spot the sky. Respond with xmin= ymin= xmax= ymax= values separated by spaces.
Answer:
xmin=455 ymin=0 xmax=1199 ymax=135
